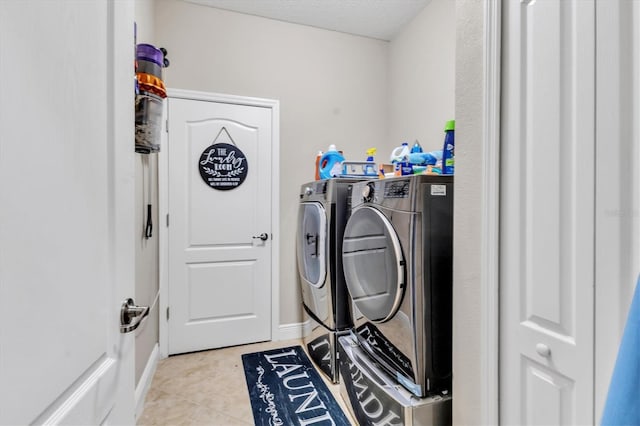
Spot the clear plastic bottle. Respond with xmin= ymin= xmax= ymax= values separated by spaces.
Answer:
xmin=390 ymin=142 xmax=410 ymax=163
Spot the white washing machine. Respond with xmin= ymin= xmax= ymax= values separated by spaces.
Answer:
xmin=341 ymin=175 xmax=454 ymax=398
xmin=296 ymin=178 xmax=361 ymax=383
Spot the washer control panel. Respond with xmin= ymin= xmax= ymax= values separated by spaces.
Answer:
xmin=300 ymin=181 xmax=328 ymax=199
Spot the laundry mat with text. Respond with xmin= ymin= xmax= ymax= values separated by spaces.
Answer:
xmin=241 ymin=345 xmax=350 ymax=425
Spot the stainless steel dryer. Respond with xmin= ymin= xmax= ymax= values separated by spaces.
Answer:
xmin=297 ymin=178 xmax=360 ymax=383
xmin=341 ymin=175 xmax=453 ymax=397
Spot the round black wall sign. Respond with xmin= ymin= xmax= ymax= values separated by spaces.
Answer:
xmin=198 ymin=143 xmax=248 ymax=190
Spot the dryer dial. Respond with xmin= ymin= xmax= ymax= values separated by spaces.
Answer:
xmin=362 ymin=182 xmax=375 ymax=203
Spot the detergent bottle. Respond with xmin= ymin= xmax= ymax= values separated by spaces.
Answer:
xmin=390 ymin=142 xmax=410 ymax=176
xmin=318 ymin=145 xmax=345 ymax=179
xmin=390 ymin=142 xmax=410 ymax=163
xmin=441 ymin=120 xmax=455 ymax=174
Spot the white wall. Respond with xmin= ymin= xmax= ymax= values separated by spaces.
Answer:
xmin=154 ymin=0 xmax=389 ymax=326
xmin=135 ymin=0 xmax=155 ymax=43
xmin=389 ymin=0 xmax=455 ymax=153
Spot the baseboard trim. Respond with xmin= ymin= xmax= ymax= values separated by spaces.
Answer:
xmin=277 ymin=320 xmax=311 ymax=341
xmin=134 ymin=343 xmax=160 ymax=420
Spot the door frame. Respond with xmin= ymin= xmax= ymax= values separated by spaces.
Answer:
xmin=158 ymin=88 xmax=280 ymax=358
xmin=594 ymin=1 xmax=640 ymax=420
xmin=453 ymin=0 xmax=501 ymax=425
xmin=479 ymin=1 xmax=501 ymax=424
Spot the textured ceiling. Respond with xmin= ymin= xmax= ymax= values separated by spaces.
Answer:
xmin=183 ymin=0 xmax=431 ymax=41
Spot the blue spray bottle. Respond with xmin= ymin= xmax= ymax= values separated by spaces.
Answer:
xmin=364 ymin=148 xmax=377 ymax=176
xmin=441 ymin=120 xmax=455 ymax=174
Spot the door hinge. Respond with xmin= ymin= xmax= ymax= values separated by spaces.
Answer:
xmin=166 ymin=213 xmax=169 ymax=227
xmin=166 ymin=306 xmax=170 ymax=321
xmin=165 ymin=119 xmax=169 ymax=133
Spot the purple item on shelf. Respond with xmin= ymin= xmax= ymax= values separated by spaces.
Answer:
xmin=136 ymin=43 xmax=164 ymax=67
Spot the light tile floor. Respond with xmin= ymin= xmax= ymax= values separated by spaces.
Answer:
xmin=137 ymin=339 xmax=356 ymax=425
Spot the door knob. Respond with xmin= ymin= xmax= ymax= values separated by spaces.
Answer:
xmin=536 ymin=343 xmax=551 ymax=358
xmin=120 ymin=298 xmax=150 ymax=333
xmin=253 ymin=233 xmax=269 ymax=241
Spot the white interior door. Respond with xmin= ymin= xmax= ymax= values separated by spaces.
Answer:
xmin=500 ymin=0 xmax=595 ymax=424
xmin=167 ymin=95 xmax=274 ymax=355
xmin=0 ymin=1 xmax=135 ymax=424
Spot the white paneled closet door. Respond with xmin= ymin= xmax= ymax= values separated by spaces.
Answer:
xmin=500 ymin=1 xmax=595 ymax=425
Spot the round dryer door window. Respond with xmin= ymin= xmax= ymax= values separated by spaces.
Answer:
xmin=342 ymin=206 xmax=405 ymax=322
xmin=297 ymin=202 xmax=327 ymax=288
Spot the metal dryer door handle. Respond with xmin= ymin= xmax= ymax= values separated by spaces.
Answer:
xmin=306 ymin=233 xmax=318 ymax=257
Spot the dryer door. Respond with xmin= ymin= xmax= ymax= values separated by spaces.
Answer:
xmin=342 ymin=206 xmax=405 ymax=322
xmin=297 ymin=202 xmax=327 ymax=288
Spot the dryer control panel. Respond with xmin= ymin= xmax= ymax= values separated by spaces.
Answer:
xmin=383 ymin=179 xmax=411 ymax=198
xmin=360 ymin=179 xmax=410 ymax=202
xmin=353 ymin=175 xmax=452 ymax=212
xmin=351 ymin=177 xmax=412 ymax=209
